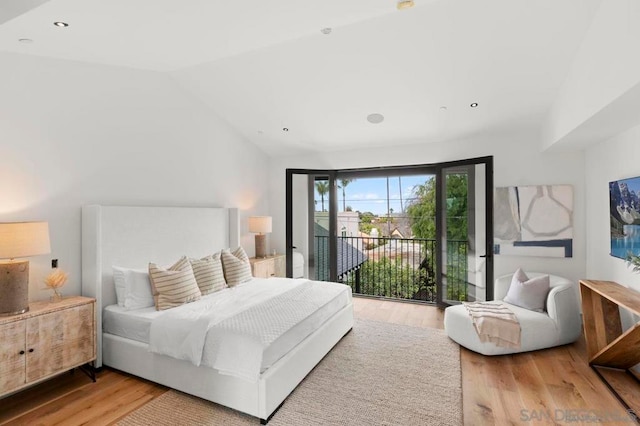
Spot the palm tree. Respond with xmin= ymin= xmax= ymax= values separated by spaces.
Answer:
xmin=398 ymin=176 xmax=404 ymax=213
xmin=339 ymin=179 xmax=353 ymax=212
xmin=316 ymin=181 xmax=329 ymax=211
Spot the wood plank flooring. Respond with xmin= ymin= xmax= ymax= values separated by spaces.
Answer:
xmin=1 ymin=297 xmax=633 ymax=425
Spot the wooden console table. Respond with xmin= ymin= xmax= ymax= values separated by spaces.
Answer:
xmin=579 ymin=280 xmax=640 ymax=416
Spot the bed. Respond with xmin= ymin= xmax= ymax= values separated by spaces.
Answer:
xmin=81 ymin=205 xmax=354 ymax=423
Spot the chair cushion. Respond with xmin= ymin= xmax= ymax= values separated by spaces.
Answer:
xmin=444 ymin=302 xmax=560 ymax=356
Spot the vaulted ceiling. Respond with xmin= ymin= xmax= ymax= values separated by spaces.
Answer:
xmin=0 ymin=0 xmax=602 ymax=156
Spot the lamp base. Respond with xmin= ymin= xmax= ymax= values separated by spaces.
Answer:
xmin=255 ymin=234 xmax=267 ymax=258
xmin=0 ymin=260 xmax=30 ymax=316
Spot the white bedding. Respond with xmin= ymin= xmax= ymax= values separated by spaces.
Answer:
xmin=103 ymin=305 xmax=161 ymax=343
xmin=105 ymin=277 xmax=352 ymax=382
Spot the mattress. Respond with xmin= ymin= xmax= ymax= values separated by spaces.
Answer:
xmin=103 ymin=277 xmax=352 ymax=372
xmin=103 ymin=304 xmax=161 ymax=344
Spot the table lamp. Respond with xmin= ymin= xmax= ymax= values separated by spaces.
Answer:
xmin=0 ymin=222 xmax=51 ymax=316
xmin=248 ymin=216 xmax=272 ymax=258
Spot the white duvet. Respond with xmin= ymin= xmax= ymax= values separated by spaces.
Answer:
xmin=148 ymin=277 xmax=349 ymax=382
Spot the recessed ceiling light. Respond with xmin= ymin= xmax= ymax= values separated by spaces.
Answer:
xmin=18 ymin=38 xmax=33 ymax=44
xmin=439 ymin=106 xmax=448 ymax=111
xmin=367 ymin=113 xmax=384 ymax=124
xmin=321 ymin=28 xmax=332 ymax=35
xmin=53 ymin=22 xmax=69 ymax=27
xmin=282 ymin=128 xmax=289 ymax=132
xmin=397 ymin=0 xmax=415 ymax=10
xmin=470 ymin=102 xmax=479 ymax=108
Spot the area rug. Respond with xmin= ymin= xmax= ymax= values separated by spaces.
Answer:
xmin=118 ymin=319 xmax=462 ymax=425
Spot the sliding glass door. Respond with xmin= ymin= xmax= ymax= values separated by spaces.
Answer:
xmin=286 ymin=156 xmax=493 ymax=306
xmin=437 ymin=158 xmax=493 ymax=306
xmin=286 ymin=170 xmax=337 ymax=282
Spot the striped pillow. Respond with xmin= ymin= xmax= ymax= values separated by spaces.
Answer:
xmin=148 ymin=256 xmax=188 ymax=307
xmin=149 ymin=257 xmax=201 ymax=311
xmin=190 ymin=253 xmax=227 ymax=295
xmin=221 ymin=247 xmax=252 ymax=286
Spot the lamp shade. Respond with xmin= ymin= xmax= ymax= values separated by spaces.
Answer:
xmin=248 ymin=216 xmax=272 ymax=234
xmin=0 ymin=222 xmax=51 ymax=259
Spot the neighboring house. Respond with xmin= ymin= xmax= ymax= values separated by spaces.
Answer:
xmin=370 ymin=214 xmax=414 ymax=239
xmin=315 ymin=211 xmax=360 ymax=237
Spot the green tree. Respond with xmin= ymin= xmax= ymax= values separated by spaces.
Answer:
xmin=405 ymin=174 xmax=469 ymax=302
xmin=406 ymin=177 xmax=436 ymax=239
xmin=345 ymin=257 xmax=434 ymax=301
xmin=358 ymin=211 xmax=375 ymax=233
xmin=339 ymin=179 xmax=354 ymax=212
xmin=360 ymin=223 xmax=374 ymax=234
xmin=315 ymin=181 xmax=329 ymax=211
xmin=405 ymin=174 xmax=468 ymax=240
xmin=444 ymin=173 xmax=469 ymax=241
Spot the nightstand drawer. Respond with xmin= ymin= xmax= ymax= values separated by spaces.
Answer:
xmin=249 ymin=254 xmax=286 ymax=278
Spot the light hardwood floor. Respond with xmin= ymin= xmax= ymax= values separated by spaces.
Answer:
xmin=0 ymin=297 xmax=631 ymax=425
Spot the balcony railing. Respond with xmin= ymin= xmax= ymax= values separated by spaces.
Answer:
xmin=314 ymin=236 xmax=469 ymax=303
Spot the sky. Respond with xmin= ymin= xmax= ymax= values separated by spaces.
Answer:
xmin=314 ymin=175 xmax=434 ymax=215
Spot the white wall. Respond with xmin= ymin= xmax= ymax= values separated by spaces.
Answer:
xmin=269 ymin=129 xmax=586 ymax=286
xmin=585 ymin=123 xmax=640 ymax=293
xmin=543 ymin=0 xmax=640 ymax=150
xmin=0 ymin=52 xmax=270 ymax=301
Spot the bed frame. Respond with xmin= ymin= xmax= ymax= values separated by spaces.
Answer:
xmin=81 ymin=205 xmax=353 ymax=423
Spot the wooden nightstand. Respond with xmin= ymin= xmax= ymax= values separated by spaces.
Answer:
xmin=249 ymin=254 xmax=286 ymax=278
xmin=0 ymin=296 xmax=96 ymax=398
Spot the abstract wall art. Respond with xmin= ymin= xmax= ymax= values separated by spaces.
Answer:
xmin=609 ymin=176 xmax=640 ymax=259
xmin=494 ymin=184 xmax=573 ymax=258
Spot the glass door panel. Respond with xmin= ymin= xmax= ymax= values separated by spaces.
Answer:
xmin=286 ymin=170 xmax=336 ymax=282
xmin=288 ymin=157 xmax=493 ymax=305
xmin=437 ymin=159 xmax=493 ymax=306
xmin=313 ymin=177 xmax=331 ymax=281
xmin=290 ymin=173 xmax=312 ymax=279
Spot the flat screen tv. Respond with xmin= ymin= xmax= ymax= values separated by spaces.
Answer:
xmin=610 ymin=176 xmax=640 ymax=259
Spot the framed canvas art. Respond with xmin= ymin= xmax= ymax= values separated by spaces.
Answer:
xmin=609 ymin=176 xmax=640 ymax=259
xmin=494 ymin=184 xmax=573 ymax=258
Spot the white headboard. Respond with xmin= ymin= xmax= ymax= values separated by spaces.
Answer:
xmin=81 ymin=205 xmax=240 ymax=367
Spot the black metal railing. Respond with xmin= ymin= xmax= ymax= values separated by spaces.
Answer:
xmin=314 ymin=236 xmax=469 ymax=303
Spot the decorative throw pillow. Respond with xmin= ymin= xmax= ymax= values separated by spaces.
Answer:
xmin=147 ymin=256 xmax=190 ymax=307
xmin=148 ymin=257 xmax=201 ymax=311
xmin=112 ymin=266 xmax=155 ymax=310
xmin=190 ymin=253 xmax=227 ymax=295
xmin=221 ymin=247 xmax=252 ymax=286
xmin=503 ymin=268 xmax=550 ymax=312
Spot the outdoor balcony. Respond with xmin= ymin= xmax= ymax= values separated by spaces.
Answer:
xmin=314 ymin=235 xmax=471 ymax=303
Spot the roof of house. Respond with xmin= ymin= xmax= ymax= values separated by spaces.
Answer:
xmin=314 ymin=222 xmax=368 ymax=280
xmin=372 ymin=214 xmax=414 ymax=239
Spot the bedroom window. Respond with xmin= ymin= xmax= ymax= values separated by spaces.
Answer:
xmin=286 ymin=156 xmax=493 ymax=307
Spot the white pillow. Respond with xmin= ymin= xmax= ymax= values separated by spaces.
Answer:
xmin=503 ymin=268 xmax=550 ymax=312
xmin=112 ymin=266 xmax=155 ymax=310
xmin=113 ymin=267 xmax=126 ymax=307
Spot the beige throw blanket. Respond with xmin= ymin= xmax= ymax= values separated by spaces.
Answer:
xmin=463 ymin=302 xmax=521 ymax=348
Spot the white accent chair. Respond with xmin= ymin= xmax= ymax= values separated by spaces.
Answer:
xmin=444 ymin=272 xmax=582 ymax=355
xmin=292 ymin=251 xmax=305 ymax=278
